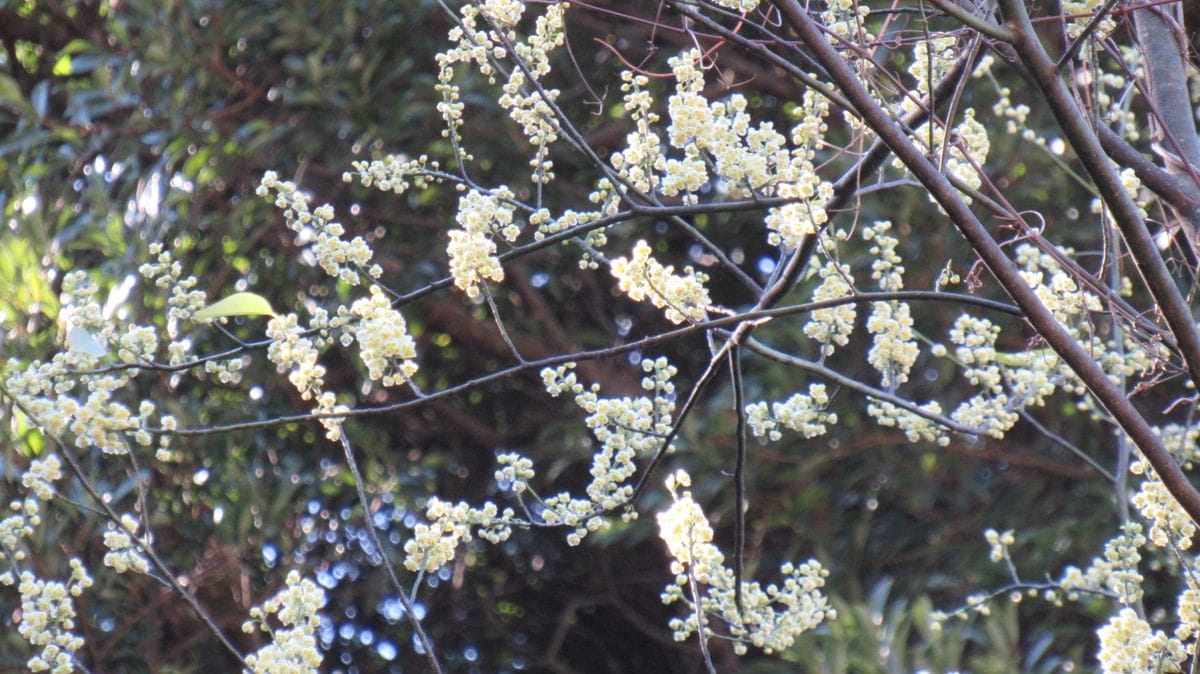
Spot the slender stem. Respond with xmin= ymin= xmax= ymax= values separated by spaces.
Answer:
xmin=740 ymin=336 xmax=982 ymax=436
xmin=0 ymin=382 xmax=252 ymax=670
xmin=728 ymin=349 xmax=747 ymax=616
xmin=338 ymin=433 xmax=444 ymax=674
xmin=158 ymin=291 xmax=1024 ymax=437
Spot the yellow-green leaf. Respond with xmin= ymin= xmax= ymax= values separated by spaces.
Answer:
xmin=993 ymin=348 xmax=1056 ymax=368
xmin=194 ymin=292 xmax=276 ymax=320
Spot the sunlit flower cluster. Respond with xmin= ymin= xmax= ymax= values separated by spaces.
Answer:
xmin=1096 ymin=608 xmax=1185 ymax=674
xmin=10 ymin=563 xmax=93 ymax=674
xmin=344 ymin=154 xmax=441 ymax=195
xmin=1058 ymin=522 xmax=1146 ymax=606
xmin=531 ymin=358 xmax=678 ymax=544
xmin=1063 ymin=0 xmax=1116 ymax=39
xmin=804 ymin=259 xmax=856 ymax=357
xmin=497 ymin=3 xmax=566 ymax=182
xmin=139 ymin=244 xmax=209 ymax=333
xmin=447 ymin=187 xmax=520 ymax=298
xmin=403 ymin=498 xmax=515 ymax=574
xmin=611 ymin=71 xmax=665 ymax=194
xmin=822 ymin=0 xmax=872 ymax=42
xmin=610 ymin=240 xmax=711 ymax=324
xmin=21 ymin=455 xmax=62 ymax=501
xmin=1130 ymin=458 xmax=1196 ymax=549
xmin=902 ymin=109 xmax=990 ymax=197
xmin=746 ymin=384 xmax=837 ymax=441
xmin=4 ymin=275 xmax=146 ymax=456
xmin=658 ymin=471 xmax=835 ymax=655
xmin=348 ymin=286 xmax=419 ymax=385
xmin=0 ymin=458 xmax=92 ymax=674
xmin=867 ymin=399 xmax=950 ymax=446
xmin=266 ymin=313 xmax=326 ymax=399
xmin=102 ymin=514 xmax=150 ymax=575
xmin=242 ymin=570 xmax=327 ymax=674
xmin=257 ymin=171 xmax=380 ymax=285
xmin=983 ymin=528 xmax=1014 ymax=564
xmin=906 ymin=35 xmax=959 ymax=108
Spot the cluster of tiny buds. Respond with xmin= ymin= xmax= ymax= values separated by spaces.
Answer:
xmin=343 ymin=154 xmax=441 ymax=195
xmin=658 ymin=470 xmax=835 ymax=655
xmin=102 ymin=514 xmax=151 ymax=575
xmin=257 ymin=171 xmax=381 ymax=285
xmin=610 ymin=240 xmax=711 ymax=325
xmin=242 ymin=570 xmax=327 ymax=673
xmin=984 ymin=528 xmax=1015 ymax=564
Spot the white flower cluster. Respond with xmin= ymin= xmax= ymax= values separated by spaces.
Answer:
xmin=1177 ymin=576 xmax=1200 ymax=642
xmin=983 ymin=528 xmax=1014 ymax=564
xmin=822 ymin=0 xmax=872 ymax=42
xmin=1 ymin=499 xmax=42 ymax=563
xmin=0 ymin=459 xmax=91 ymax=673
xmin=1092 ymin=167 xmax=1148 ymax=219
xmin=403 ymin=498 xmax=515 ymax=574
xmin=990 ymin=85 xmax=1034 ymax=139
xmin=1095 ymin=48 xmax=1142 ymax=140
xmin=532 ymin=359 xmax=678 ymax=544
xmin=1016 ymin=245 xmax=1101 ymax=326
xmin=947 ymin=315 xmax=1018 ymax=438
xmin=434 ymin=0 xmax=565 ymax=182
xmin=614 ymin=49 xmax=835 ymax=245
xmin=710 ymin=0 xmax=760 ymax=11
xmin=804 ymin=259 xmax=856 ymax=357
xmin=11 ymin=563 xmax=93 ymax=674
xmin=448 ymin=187 xmax=519 ymax=299
xmin=497 ymin=3 xmax=566 ymax=182
xmin=867 ymin=399 xmax=950 ymax=446
xmin=102 ymin=514 xmax=150 ymax=575
xmin=243 ymin=570 xmax=327 ymax=674
xmin=266 ymin=313 xmax=326 ymax=399
xmin=746 ymin=384 xmax=837 ymax=441
xmin=1096 ymin=608 xmax=1185 ymax=674
xmin=905 ymin=35 xmax=958 ymax=110
xmin=494 ymin=452 xmax=535 ymax=493
xmin=1063 ymin=0 xmax=1116 ymax=39
xmin=448 ymin=230 xmax=503 ymax=299
xmin=1130 ymin=458 xmax=1196 ymax=549
xmin=21 ymin=455 xmax=62 ymax=501
xmin=613 ymin=71 xmax=665 ymax=195
xmin=266 ymin=312 xmax=350 ymax=440
xmin=657 ymin=471 xmax=835 ymax=655
xmin=4 ymin=275 xmax=149 ymax=456
xmin=257 ymin=171 xmax=380 ymax=285
xmin=1057 ymin=522 xmax=1146 ymax=606
xmin=138 ymin=244 xmax=207 ymax=345
xmin=863 ymin=222 xmax=917 ymax=389
xmin=610 ymin=240 xmax=711 ymax=324
xmin=900 ymin=109 xmax=990 ymax=198
xmin=347 ymin=286 xmax=419 ymax=385
xmin=344 ymin=154 xmax=441 ymax=195
xmin=531 ymin=207 xmax=602 ymax=243
xmin=765 ymin=171 xmax=835 ymax=249
xmin=666 ymin=51 xmax=816 ymax=201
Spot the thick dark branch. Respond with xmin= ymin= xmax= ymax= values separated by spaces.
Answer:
xmin=1001 ymin=0 xmax=1200 ymax=389
xmin=773 ymin=0 xmax=1200 ymax=523
xmin=1130 ymin=2 xmax=1200 ymax=245
xmin=1095 ymin=122 xmax=1200 ymax=235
